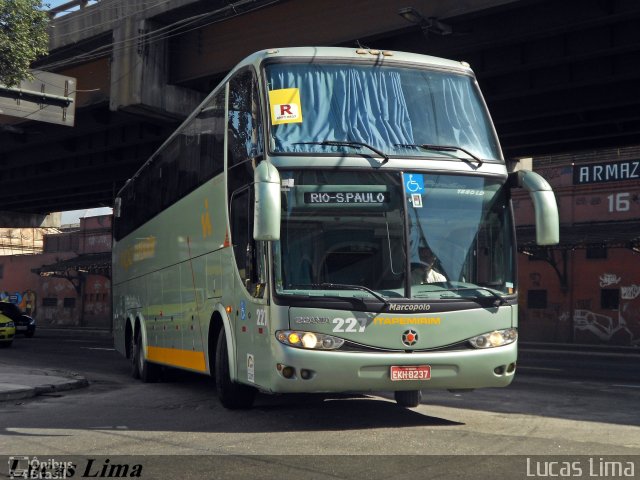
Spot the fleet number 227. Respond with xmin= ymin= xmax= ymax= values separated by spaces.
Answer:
xmin=332 ymin=317 xmax=366 ymax=333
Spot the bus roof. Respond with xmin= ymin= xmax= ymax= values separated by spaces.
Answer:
xmin=235 ymin=46 xmax=473 ymax=75
xmin=117 ymin=47 xmax=476 ymax=197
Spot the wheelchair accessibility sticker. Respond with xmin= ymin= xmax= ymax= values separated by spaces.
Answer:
xmin=403 ymin=173 xmax=424 ymax=194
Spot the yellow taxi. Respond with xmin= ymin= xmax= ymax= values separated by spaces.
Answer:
xmin=0 ymin=312 xmax=16 ymax=347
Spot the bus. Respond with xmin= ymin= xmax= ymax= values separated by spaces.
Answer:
xmin=112 ymin=47 xmax=559 ymax=409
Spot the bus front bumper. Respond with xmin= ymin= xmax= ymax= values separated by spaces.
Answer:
xmin=266 ymin=341 xmax=517 ymax=394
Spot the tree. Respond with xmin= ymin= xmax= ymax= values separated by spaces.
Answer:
xmin=0 ymin=0 xmax=49 ymax=87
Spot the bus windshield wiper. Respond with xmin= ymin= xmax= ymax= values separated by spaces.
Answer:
xmin=438 ymin=287 xmax=507 ymax=307
xmin=295 ymin=140 xmax=389 ymax=164
xmin=302 ymin=283 xmax=389 ymax=306
xmin=395 ymin=143 xmax=484 ymax=167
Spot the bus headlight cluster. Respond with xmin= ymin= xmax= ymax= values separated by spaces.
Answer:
xmin=469 ymin=328 xmax=517 ymax=349
xmin=276 ymin=330 xmax=345 ymax=350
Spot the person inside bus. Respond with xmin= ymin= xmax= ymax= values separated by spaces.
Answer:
xmin=411 ymin=246 xmax=446 ymax=284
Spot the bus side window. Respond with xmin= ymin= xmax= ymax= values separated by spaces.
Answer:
xmin=198 ymin=89 xmax=225 ymax=180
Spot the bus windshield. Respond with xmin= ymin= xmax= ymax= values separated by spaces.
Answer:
xmin=274 ymin=171 xmax=515 ymax=302
xmin=264 ymin=61 xmax=501 ymax=162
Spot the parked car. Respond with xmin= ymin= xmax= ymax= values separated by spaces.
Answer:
xmin=0 ymin=302 xmax=35 ymax=338
xmin=0 ymin=312 xmax=15 ymax=347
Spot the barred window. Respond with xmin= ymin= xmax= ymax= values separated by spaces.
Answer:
xmin=527 ymin=290 xmax=547 ymax=309
xmin=42 ymin=297 xmax=58 ymax=307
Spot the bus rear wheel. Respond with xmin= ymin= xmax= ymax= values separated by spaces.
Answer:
xmin=394 ymin=390 xmax=422 ymax=408
xmin=215 ymin=328 xmax=256 ymax=409
xmin=133 ymin=333 xmax=160 ymax=383
xmin=130 ymin=333 xmax=140 ymax=379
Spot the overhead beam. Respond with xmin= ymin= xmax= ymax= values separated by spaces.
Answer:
xmin=169 ymin=0 xmax=521 ymax=84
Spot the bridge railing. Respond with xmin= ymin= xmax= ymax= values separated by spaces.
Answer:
xmin=48 ymin=0 xmax=100 ymax=19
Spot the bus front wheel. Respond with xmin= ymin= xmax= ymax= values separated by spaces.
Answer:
xmin=394 ymin=390 xmax=422 ymax=408
xmin=215 ymin=328 xmax=256 ymax=409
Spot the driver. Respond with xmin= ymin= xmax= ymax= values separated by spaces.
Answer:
xmin=411 ymin=246 xmax=446 ymax=284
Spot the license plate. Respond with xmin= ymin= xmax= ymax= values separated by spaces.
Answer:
xmin=390 ymin=365 xmax=431 ymax=381
xmin=16 ymin=326 xmax=27 ymax=331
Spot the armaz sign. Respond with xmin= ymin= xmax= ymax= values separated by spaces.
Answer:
xmin=573 ymin=159 xmax=640 ymax=185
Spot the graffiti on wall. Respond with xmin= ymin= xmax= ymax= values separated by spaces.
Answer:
xmin=599 ymin=273 xmax=621 ymax=287
xmin=621 ymin=284 xmax=640 ymax=300
xmin=574 ymin=309 xmax=639 ymax=345
xmin=84 ymin=279 xmax=111 ymax=316
xmin=529 ymin=273 xmax=542 ymax=287
xmin=0 ymin=290 xmax=37 ymax=315
xmin=575 ymin=298 xmax=592 ymax=310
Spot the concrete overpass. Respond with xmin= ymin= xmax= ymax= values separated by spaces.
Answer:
xmin=1 ymin=0 xmax=639 ymax=216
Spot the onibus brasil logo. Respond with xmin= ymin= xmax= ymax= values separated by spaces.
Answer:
xmin=8 ymin=456 xmax=143 ymax=478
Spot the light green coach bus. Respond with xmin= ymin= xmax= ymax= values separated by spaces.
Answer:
xmin=112 ymin=47 xmax=559 ymax=409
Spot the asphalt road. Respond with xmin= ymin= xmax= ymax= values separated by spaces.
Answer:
xmin=1 ymin=330 xmax=639 ymax=479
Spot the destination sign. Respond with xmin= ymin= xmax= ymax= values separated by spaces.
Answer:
xmin=304 ymin=192 xmax=390 ymax=204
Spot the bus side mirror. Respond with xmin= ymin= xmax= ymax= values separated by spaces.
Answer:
xmin=253 ymin=161 xmax=281 ymax=241
xmin=509 ymin=170 xmax=559 ymax=245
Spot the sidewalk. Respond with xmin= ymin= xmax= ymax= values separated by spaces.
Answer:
xmin=0 ymin=365 xmax=89 ymax=402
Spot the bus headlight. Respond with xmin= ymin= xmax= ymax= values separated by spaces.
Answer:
xmin=276 ymin=330 xmax=344 ymax=350
xmin=469 ymin=328 xmax=517 ymax=349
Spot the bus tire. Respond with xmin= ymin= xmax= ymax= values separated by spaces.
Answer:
xmin=130 ymin=331 xmax=140 ymax=379
xmin=134 ymin=332 xmax=160 ymax=383
xmin=394 ymin=390 xmax=422 ymax=408
xmin=215 ymin=328 xmax=256 ymax=409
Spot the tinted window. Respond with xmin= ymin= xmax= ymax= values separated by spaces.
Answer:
xmin=227 ymin=68 xmax=263 ymax=198
xmin=114 ymin=88 xmax=227 ymax=240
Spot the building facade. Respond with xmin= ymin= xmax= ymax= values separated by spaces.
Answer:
xmin=0 ymin=215 xmax=112 ymax=329
xmin=514 ymin=147 xmax=640 ymax=346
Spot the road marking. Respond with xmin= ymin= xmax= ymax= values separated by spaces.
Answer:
xmin=517 ymin=366 xmax=565 ymax=372
xmin=80 ymin=347 xmax=116 ymax=351
xmin=522 ymin=348 xmax=640 ymax=359
xmin=90 ymin=426 xmax=129 ymax=430
xmin=611 ymin=384 xmax=640 ymax=389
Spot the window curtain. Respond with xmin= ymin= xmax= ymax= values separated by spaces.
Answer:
xmin=268 ymin=65 xmax=415 ymax=153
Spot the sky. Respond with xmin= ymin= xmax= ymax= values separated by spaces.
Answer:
xmin=61 ymin=207 xmax=112 ymax=225
xmin=46 ymin=0 xmax=99 ymax=13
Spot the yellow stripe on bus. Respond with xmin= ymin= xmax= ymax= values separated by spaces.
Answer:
xmin=146 ymin=346 xmax=207 ymax=372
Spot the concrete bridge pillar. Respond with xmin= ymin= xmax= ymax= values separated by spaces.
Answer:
xmin=110 ymin=17 xmax=204 ymax=120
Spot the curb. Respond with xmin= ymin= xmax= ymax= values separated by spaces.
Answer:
xmin=33 ymin=376 xmax=90 ymax=395
xmin=0 ymin=385 xmax=35 ymax=402
xmin=0 ymin=371 xmax=89 ymax=402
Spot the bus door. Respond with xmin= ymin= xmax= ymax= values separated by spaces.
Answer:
xmin=229 ymin=188 xmax=269 ymax=387
xmin=226 ymin=66 xmax=269 ymax=386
